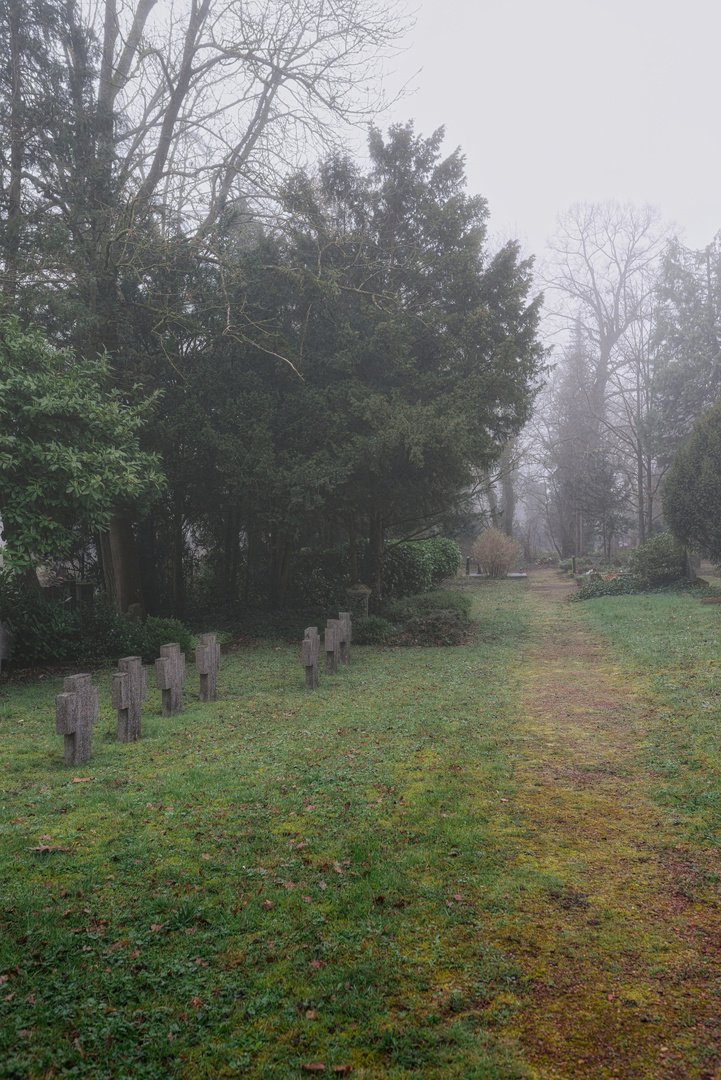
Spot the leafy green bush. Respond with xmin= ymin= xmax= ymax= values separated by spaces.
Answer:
xmin=628 ymin=533 xmax=687 ymax=587
xmin=0 ymin=572 xmax=195 ymax=667
xmin=0 ymin=574 xmax=76 ymax=665
xmin=141 ymin=617 xmax=193 ymax=664
xmin=352 ymin=616 xmax=393 ymax=645
xmin=383 ymin=590 xmax=472 ymax=622
xmin=571 ymin=576 xmax=642 ymax=601
xmin=72 ymin=594 xmax=145 ymax=663
xmin=393 ymin=610 xmax=469 ymax=646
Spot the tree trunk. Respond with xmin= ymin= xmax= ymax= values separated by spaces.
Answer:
xmin=369 ymin=508 xmax=384 ymax=601
xmin=348 ymin=512 xmax=359 ymax=585
xmin=2 ymin=0 xmax=22 ymax=304
xmin=99 ymin=513 xmax=145 ymax=614
xmin=269 ymin=529 xmax=292 ymax=607
xmin=171 ymin=489 xmax=185 ymax=616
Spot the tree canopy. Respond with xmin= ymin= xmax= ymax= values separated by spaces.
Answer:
xmin=663 ymin=395 xmax=721 ymax=561
xmin=0 ymin=317 xmax=164 ymax=570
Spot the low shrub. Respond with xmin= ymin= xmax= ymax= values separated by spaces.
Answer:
xmin=383 ymin=590 xmax=472 ymax=623
xmin=472 ymin=528 xmax=522 ymax=578
xmin=140 ymin=616 xmax=193 ymax=664
xmin=392 ymin=610 xmax=469 ymax=646
xmin=0 ymin=574 xmax=76 ymax=665
xmin=352 ymin=616 xmax=393 ymax=645
xmin=628 ymin=532 xmax=688 ymax=587
xmin=571 ymin=576 xmax=642 ymax=601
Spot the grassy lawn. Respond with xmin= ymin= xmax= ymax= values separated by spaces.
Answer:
xmin=4 ymin=575 xmax=721 ymax=1079
xmin=580 ymin=588 xmax=721 ymax=846
xmin=0 ymin=581 xmax=536 ymax=1080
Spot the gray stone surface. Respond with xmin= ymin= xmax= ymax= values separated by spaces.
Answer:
xmin=325 ymin=618 xmax=340 ymax=675
xmin=55 ymin=673 xmax=99 ymax=766
xmin=155 ymin=643 xmax=186 ymax=716
xmin=112 ymin=656 xmax=147 ymax=742
xmin=302 ymin=627 xmax=320 ymax=689
xmin=346 ymin=583 xmax=371 ymax=618
xmin=196 ymin=633 xmax=220 ymax=702
xmin=337 ymin=611 xmax=351 ymax=665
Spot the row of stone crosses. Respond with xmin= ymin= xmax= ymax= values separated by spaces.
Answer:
xmin=302 ymin=612 xmax=352 ymax=689
xmin=55 ymin=612 xmax=353 ymax=767
xmin=55 ymin=634 xmax=220 ymax=768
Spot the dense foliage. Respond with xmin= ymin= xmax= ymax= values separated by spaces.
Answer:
xmin=663 ymin=397 xmax=721 ymax=561
xmin=0 ymin=318 xmax=164 ymax=570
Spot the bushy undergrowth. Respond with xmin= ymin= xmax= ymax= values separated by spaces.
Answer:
xmin=472 ymin=528 xmax=522 ymax=578
xmin=383 ymin=590 xmax=472 ymax=622
xmin=353 ymin=591 xmax=474 ymax=647
xmin=628 ymin=532 xmax=687 ymax=586
xmin=285 ymin=536 xmax=461 ymax=609
xmin=0 ymin=576 xmax=194 ymax=667
xmin=352 ymin=615 xmax=394 ymax=645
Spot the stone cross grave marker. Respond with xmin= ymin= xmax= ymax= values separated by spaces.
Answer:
xmin=155 ymin=643 xmax=186 ymax=716
xmin=302 ymin=627 xmax=320 ymax=689
xmin=112 ymin=656 xmax=147 ymax=742
xmin=196 ymin=633 xmax=220 ymax=702
xmin=55 ymin=673 xmax=99 ymax=766
xmin=337 ymin=611 xmax=351 ymax=666
xmin=325 ymin=618 xmax=340 ymax=675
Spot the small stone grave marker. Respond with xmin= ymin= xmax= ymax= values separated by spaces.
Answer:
xmin=302 ymin=627 xmax=320 ymax=689
xmin=196 ymin=633 xmax=220 ymax=702
xmin=55 ymin=673 xmax=99 ymax=766
xmin=112 ymin=656 xmax=147 ymax=742
xmin=337 ymin=611 xmax=351 ymax=665
xmin=325 ymin=618 xmax=341 ymax=675
xmin=155 ymin=643 xmax=186 ymax=716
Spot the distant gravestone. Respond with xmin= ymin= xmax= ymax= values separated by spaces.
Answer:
xmin=302 ymin=627 xmax=320 ymax=689
xmin=337 ymin=611 xmax=351 ymax=666
xmin=55 ymin=673 xmax=99 ymax=766
xmin=346 ymin=583 xmax=371 ymax=619
xmin=325 ymin=618 xmax=341 ymax=675
xmin=196 ymin=633 xmax=220 ymax=702
xmin=155 ymin=643 xmax=186 ymax=716
xmin=112 ymin=656 xmax=147 ymax=742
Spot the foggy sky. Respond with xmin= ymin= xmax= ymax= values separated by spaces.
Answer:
xmin=383 ymin=0 xmax=720 ymax=259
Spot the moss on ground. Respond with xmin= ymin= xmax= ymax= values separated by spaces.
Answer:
xmin=2 ymin=573 xmax=721 ymax=1078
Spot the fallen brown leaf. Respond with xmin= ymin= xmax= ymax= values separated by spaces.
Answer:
xmin=71 ymin=778 xmax=93 ymax=784
xmin=262 ymin=900 xmax=274 ymax=910
xmin=301 ymin=1065 xmax=325 ymax=1074
xmin=305 ymin=1009 xmax=318 ymax=1019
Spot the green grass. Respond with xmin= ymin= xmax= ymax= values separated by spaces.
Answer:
xmin=579 ymin=590 xmax=721 ymax=844
xmin=0 ymin=582 xmax=535 ymax=1080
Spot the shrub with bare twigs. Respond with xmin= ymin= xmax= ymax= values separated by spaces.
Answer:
xmin=472 ymin=529 xmax=523 ymax=579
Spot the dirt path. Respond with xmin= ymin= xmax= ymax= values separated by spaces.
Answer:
xmin=498 ymin=569 xmax=721 ymax=1080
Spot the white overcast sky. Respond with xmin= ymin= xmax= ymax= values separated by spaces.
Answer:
xmin=381 ymin=0 xmax=720 ymax=260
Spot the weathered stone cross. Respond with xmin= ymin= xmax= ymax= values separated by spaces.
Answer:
xmin=337 ymin=611 xmax=351 ymax=665
xmin=302 ymin=627 xmax=320 ymax=689
xmin=55 ymin=673 xmax=99 ymax=765
xmin=196 ymin=633 xmax=220 ymax=702
xmin=155 ymin=643 xmax=186 ymax=716
xmin=325 ymin=618 xmax=340 ymax=675
xmin=112 ymin=656 xmax=147 ymax=741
